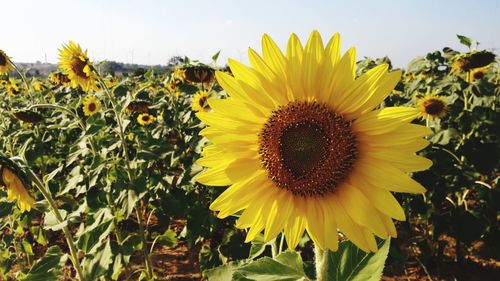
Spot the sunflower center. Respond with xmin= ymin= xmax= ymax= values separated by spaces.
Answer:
xmin=473 ymin=71 xmax=484 ymax=80
xmin=423 ymin=98 xmax=445 ymax=115
xmin=142 ymin=115 xmax=150 ymax=122
xmin=199 ymin=96 xmax=207 ymax=108
xmin=88 ymin=103 xmax=96 ymax=112
xmin=0 ymin=53 xmax=6 ymax=66
xmin=71 ymin=57 xmax=88 ymax=78
xmin=259 ymin=101 xmax=357 ymax=197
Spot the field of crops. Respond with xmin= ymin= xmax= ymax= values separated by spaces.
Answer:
xmin=0 ymin=32 xmax=498 ymax=281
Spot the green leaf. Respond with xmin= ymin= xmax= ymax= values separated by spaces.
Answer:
xmin=76 ymin=209 xmax=114 ymax=252
xmin=43 ymin=165 xmax=63 ymax=184
xmin=212 ymin=50 xmax=221 ymax=62
xmin=155 ymin=229 xmax=178 ymax=247
xmin=430 ymin=128 xmax=459 ymax=145
xmin=83 ymin=240 xmax=113 ymax=281
xmin=232 ymin=251 xmax=309 ymax=281
xmin=21 ymin=246 xmax=68 ymax=281
xmin=0 ymin=200 xmax=14 ymax=217
xmin=326 ymin=238 xmax=391 ymax=281
xmin=43 ymin=209 xmax=68 ymax=231
xmin=204 ymin=261 xmax=246 ymax=281
xmin=456 ymin=34 xmax=472 ymax=48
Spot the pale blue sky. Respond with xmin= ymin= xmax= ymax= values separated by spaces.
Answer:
xmin=3 ymin=0 xmax=499 ymax=68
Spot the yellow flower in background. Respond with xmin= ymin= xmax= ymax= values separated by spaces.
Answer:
xmin=49 ymin=71 xmax=71 ymax=86
xmin=165 ymin=81 xmax=178 ymax=92
xmin=58 ymin=41 xmax=98 ymax=92
xmin=0 ymin=166 xmax=35 ymax=212
xmin=0 ymin=50 xmax=14 ymax=75
xmin=191 ymin=90 xmax=210 ymax=112
xmin=403 ymin=71 xmax=414 ymax=82
xmin=6 ymin=78 xmax=21 ymax=96
xmin=469 ymin=65 xmax=489 ymax=82
xmin=172 ymin=68 xmax=186 ymax=84
xmin=196 ymin=31 xmax=432 ymax=252
xmin=82 ymin=95 xmax=101 ymax=116
xmin=417 ymin=94 xmax=447 ymax=120
xmin=137 ymin=113 xmax=155 ymax=125
xmin=33 ymin=80 xmax=47 ymax=92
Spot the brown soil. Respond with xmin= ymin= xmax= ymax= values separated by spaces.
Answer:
xmin=4 ymin=219 xmax=499 ymax=281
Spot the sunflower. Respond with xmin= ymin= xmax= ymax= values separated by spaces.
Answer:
xmin=195 ymin=31 xmax=432 ymax=252
xmin=49 ymin=71 xmax=71 ymax=86
xmin=33 ymin=80 xmax=47 ymax=92
xmin=0 ymin=50 xmax=14 ymax=75
xmin=184 ymin=66 xmax=215 ymax=83
xmin=82 ymin=96 xmax=101 ymax=116
xmin=58 ymin=41 xmax=98 ymax=92
xmin=469 ymin=65 xmax=489 ymax=82
xmin=172 ymin=68 xmax=186 ymax=84
xmin=191 ymin=90 xmax=210 ymax=112
xmin=0 ymin=166 xmax=35 ymax=212
xmin=137 ymin=113 xmax=155 ymax=125
xmin=13 ymin=110 xmax=44 ymax=124
xmin=417 ymin=94 xmax=447 ymax=120
xmin=6 ymin=78 xmax=21 ymax=96
xmin=126 ymin=100 xmax=149 ymax=113
xmin=451 ymin=51 xmax=496 ymax=72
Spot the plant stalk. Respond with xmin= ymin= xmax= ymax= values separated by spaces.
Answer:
xmin=27 ymin=169 xmax=85 ymax=281
xmin=315 ymin=244 xmax=330 ymax=281
xmin=96 ymin=75 xmax=154 ymax=279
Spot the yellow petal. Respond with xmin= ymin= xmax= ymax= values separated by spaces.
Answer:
xmin=261 ymin=34 xmax=288 ymax=80
xmin=356 ymin=162 xmax=427 ymax=194
xmin=338 ymin=185 xmax=388 ymax=238
xmin=328 ymin=194 xmax=371 ymax=252
xmin=284 ymin=197 xmax=306 ymax=249
xmin=302 ymin=30 xmax=324 ymax=99
xmin=305 ymin=197 xmax=326 ymax=248
xmin=353 ymin=178 xmax=406 ymax=221
xmin=353 ymin=107 xmax=420 ymax=135
xmin=328 ymin=47 xmax=356 ymax=107
xmin=264 ymin=190 xmax=291 ymax=242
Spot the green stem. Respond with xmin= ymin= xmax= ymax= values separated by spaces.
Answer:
xmin=278 ymin=232 xmax=285 ymax=255
xmin=28 ymin=104 xmax=97 ymax=155
xmin=271 ymin=238 xmax=278 ymax=258
xmin=27 ymin=168 xmax=85 ymax=281
xmin=95 ymin=75 xmax=154 ymax=279
xmin=10 ymin=62 xmax=34 ymax=103
xmin=315 ymin=245 xmax=329 ymax=281
xmin=11 ymin=62 xmax=30 ymax=91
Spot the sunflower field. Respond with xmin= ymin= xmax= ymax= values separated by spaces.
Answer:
xmin=0 ymin=32 xmax=498 ymax=281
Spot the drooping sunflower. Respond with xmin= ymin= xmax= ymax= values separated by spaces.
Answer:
xmin=49 ymin=71 xmax=71 ymax=86
xmin=191 ymin=90 xmax=210 ymax=112
xmin=184 ymin=66 xmax=215 ymax=84
xmin=126 ymin=100 xmax=149 ymax=113
xmin=469 ymin=65 xmax=490 ymax=82
xmin=451 ymin=51 xmax=496 ymax=72
xmin=195 ymin=31 xmax=432 ymax=252
xmin=0 ymin=166 xmax=35 ymax=212
xmin=0 ymin=50 xmax=14 ymax=75
xmin=58 ymin=41 xmax=98 ymax=92
xmin=137 ymin=113 xmax=155 ymax=125
xmin=82 ymin=95 xmax=101 ymax=116
xmin=417 ymin=93 xmax=447 ymax=120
